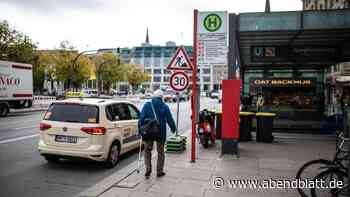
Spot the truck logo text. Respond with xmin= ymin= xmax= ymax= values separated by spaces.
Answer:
xmin=0 ymin=74 xmax=21 ymax=88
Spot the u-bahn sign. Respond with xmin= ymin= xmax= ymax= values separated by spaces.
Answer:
xmin=251 ymin=45 xmax=338 ymax=63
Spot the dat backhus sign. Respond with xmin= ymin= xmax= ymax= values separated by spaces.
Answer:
xmin=252 ymin=79 xmax=315 ymax=87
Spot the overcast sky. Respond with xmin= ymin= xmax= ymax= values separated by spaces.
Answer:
xmin=1 ymin=0 xmax=302 ymax=51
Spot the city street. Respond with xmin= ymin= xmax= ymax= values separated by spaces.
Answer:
xmin=0 ymin=97 xmax=219 ymax=197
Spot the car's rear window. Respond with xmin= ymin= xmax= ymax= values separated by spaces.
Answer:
xmin=44 ymin=103 xmax=99 ymax=123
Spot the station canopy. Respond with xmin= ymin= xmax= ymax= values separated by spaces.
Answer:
xmin=238 ymin=9 xmax=350 ymax=68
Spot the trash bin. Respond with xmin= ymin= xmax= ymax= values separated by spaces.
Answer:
xmin=239 ymin=112 xmax=255 ymax=141
xmin=255 ymin=112 xmax=276 ymax=143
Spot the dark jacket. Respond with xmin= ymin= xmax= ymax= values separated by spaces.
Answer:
xmin=138 ymin=97 xmax=176 ymax=143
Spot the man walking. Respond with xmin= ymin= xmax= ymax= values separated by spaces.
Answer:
xmin=138 ymin=90 xmax=176 ymax=178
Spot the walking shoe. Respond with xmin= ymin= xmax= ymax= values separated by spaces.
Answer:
xmin=145 ymin=171 xmax=151 ymax=178
xmin=156 ymin=172 xmax=166 ymax=177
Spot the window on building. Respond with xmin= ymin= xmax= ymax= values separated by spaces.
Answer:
xmin=153 ymin=76 xmax=161 ymax=82
xmin=153 ymin=84 xmax=160 ymax=90
xmin=145 ymin=69 xmax=152 ymax=74
xmin=163 ymin=69 xmax=171 ymax=74
xmin=153 ymin=57 xmax=161 ymax=66
xmin=163 ymin=76 xmax=170 ymax=82
xmin=203 ymin=68 xmax=211 ymax=74
xmin=153 ymin=69 xmax=162 ymax=74
xmin=144 ymin=58 xmax=151 ymax=67
xmin=163 ymin=57 xmax=171 ymax=65
xmin=203 ymin=77 xmax=211 ymax=82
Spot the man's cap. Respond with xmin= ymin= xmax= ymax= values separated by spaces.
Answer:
xmin=153 ymin=89 xmax=164 ymax=98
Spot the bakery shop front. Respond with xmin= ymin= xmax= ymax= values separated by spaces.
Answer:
xmin=247 ymin=78 xmax=324 ymax=122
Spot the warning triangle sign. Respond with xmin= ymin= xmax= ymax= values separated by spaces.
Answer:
xmin=167 ymin=47 xmax=193 ymax=71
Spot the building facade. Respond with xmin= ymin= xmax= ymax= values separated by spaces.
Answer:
xmin=129 ymin=43 xmax=194 ymax=91
xmin=301 ymin=1 xmax=350 ymax=116
xmin=302 ymin=0 xmax=350 ymax=10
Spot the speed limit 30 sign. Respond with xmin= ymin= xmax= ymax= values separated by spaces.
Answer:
xmin=170 ymin=72 xmax=189 ymax=92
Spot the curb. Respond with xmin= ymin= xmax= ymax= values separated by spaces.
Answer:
xmin=76 ymin=131 xmax=191 ymax=197
xmin=76 ymin=161 xmax=140 ymax=197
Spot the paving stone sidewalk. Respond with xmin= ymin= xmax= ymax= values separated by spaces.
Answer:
xmin=79 ymin=135 xmax=335 ymax=197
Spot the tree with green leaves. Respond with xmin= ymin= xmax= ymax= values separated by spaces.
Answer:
xmin=45 ymin=41 xmax=92 ymax=90
xmin=0 ymin=20 xmax=43 ymax=90
xmin=0 ymin=20 xmax=37 ymax=63
xmin=92 ymin=52 xmax=125 ymax=95
xmin=125 ymin=64 xmax=151 ymax=94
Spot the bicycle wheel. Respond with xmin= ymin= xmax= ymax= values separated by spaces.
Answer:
xmin=310 ymin=169 xmax=348 ymax=197
xmin=296 ymin=159 xmax=333 ymax=197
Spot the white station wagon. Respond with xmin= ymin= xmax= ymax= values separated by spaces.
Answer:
xmin=38 ymin=98 xmax=141 ymax=168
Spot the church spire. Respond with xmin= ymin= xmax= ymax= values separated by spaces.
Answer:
xmin=145 ymin=28 xmax=149 ymax=44
xmin=265 ymin=0 xmax=271 ymax=13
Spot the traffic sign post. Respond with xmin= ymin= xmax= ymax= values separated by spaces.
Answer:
xmin=167 ymin=47 xmax=193 ymax=71
xmin=170 ymin=72 xmax=189 ymax=92
xmin=169 ymin=72 xmax=189 ymax=136
xmin=165 ymin=57 xmax=191 ymax=153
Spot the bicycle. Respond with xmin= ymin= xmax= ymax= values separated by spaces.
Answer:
xmin=310 ymin=167 xmax=348 ymax=197
xmin=296 ymin=131 xmax=348 ymax=197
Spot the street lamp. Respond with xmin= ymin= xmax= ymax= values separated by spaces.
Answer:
xmin=70 ymin=50 xmax=98 ymax=90
xmin=96 ymin=60 xmax=113 ymax=96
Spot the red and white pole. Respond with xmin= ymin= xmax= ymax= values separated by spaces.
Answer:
xmin=191 ymin=9 xmax=198 ymax=162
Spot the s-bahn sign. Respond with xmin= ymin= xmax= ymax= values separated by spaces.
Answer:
xmin=251 ymin=78 xmax=316 ymax=87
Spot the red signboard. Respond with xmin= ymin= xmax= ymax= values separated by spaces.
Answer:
xmin=222 ymin=80 xmax=241 ymax=139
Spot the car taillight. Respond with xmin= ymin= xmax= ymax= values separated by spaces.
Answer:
xmin=40 ymin=123 xmax=52 ymax=131
xmin=81 ymin=127 xmax=106 ymax=135
xmin=205 ymin=123 xmax=211 ymax=131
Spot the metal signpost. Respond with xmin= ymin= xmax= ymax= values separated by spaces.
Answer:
xmin=166 ymin=46 xmax=193 ymax=154
xmin=170 ymin=72 xmax=189 ymax=134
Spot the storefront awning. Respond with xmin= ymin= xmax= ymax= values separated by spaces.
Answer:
xmin=238 ymin=9 xmax=350 ymax=68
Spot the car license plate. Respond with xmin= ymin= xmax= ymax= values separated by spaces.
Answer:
xmin=55 ymin=135 xmax=77 ymax=143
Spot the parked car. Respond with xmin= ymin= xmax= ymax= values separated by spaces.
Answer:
xmin=179 ymin=92 xmax=190 ymax=101
xmin=111 ymin=90 xmax=128 ymax=96
xmin=163 ymin=90 xmax=177 ymax=102
xmin=210 ymin=90 xmax=220 ymax=99
xmin=38 ymin=98 xmax=141 ymax=168
xmin=82 ymin=89 xmax=98 ymax=97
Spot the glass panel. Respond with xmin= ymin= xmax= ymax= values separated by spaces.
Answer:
xmin=44 ymin=103 xmax=99 ymax=123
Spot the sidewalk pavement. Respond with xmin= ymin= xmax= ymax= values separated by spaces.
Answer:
xmin=77 ymin=133 xmax=335 ymax=197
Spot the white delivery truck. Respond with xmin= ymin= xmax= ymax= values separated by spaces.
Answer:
xmin=0 ymin=60 xmax=33 ymax=117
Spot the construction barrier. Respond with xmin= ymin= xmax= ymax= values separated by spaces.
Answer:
xmin=165 ymin=135 xmax=187 ymax=153
xmin=33 ymin=96 xmax=56 ymax=107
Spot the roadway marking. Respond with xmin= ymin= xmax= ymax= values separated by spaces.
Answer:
xmin=0 ymin=134 xmax=39 ymax=144
xmin=14 ymin=126 xmax=37 ymax=130
xmin=0 ymin=119 xmax=40 ymax=127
